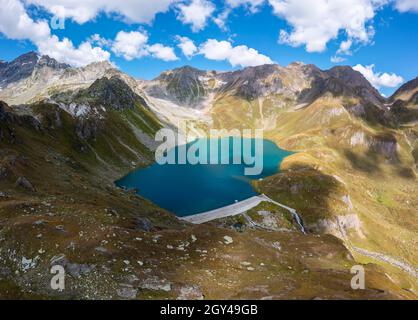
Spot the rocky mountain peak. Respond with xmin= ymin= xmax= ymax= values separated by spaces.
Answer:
xmin=224 ymin=64 xmax=279 ymax=78
xmin=176 ymin=65 xmax=204 ymax=73
xmin=326 ymin=66 xmax=373 ymax=89
xmin=387 ymin=76 xmax=418 ymax=124
xmin=324 ymin=66 xmax=385 ymax=105
xmin=390 ymin=76 xmax=418 ymax=103
xmin=0 ymin=51 xmax=70 ymax=88
xmin=14 ymin=51 xmax=39 ymax=63
xmin=146 ymin=65 xmax=209 ymax=107
xmin=85 ymin=60 xmax=114 ymax=71
xmin=87 ymin=76 xmax=143 ymax=109
xmin=0 ymin=52 xmax=39 ymax=87
xmin=217 ymin=64 xmax=281 ymax=85
xmin=0 ymin=52 xmax=120 ymax=105
xmin=215 ymin=64 xmax=284 ymax=99
xmin=37 ymin=55 xmax=70 ymax=70
xmin=53 ymin=76 xmax=146 ymax=111
xmin=287 ymin=61 xmax=305 ymax=68
xmin=156 ymin=65 xmax=207 ymax=82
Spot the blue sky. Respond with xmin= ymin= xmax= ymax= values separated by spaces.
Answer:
xmin=0 ymin=0 xmax=417 ymax=96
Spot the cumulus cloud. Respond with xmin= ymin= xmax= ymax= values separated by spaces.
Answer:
xmin=36 ymin=35 xmax=110 ymax=67
xmin=0 ymin=1 xmax=178 ymax=66
xmin=111 ymin=31 xmax=149 ymax=61
xmin=177 ymin=0 xmax=215 ymax=32
xmin=395 ymin=0 xmax=418 ymax=12
xmin=213 ymin=9 xmax=231 ymax=30
xmin=330 ymin=56 xmax=347 ymax=63
xmin=0 ymin=0 xmax=110 ymax=66
xmin=148 ymin=44 xmax=178 ymax=61
xmin=215 ymin=0 xmax=417 ymax=51
xmin=89 ymin=34 xmax=112 ymax=47
xmin=199 ymin=39 xmax=273 ymax=67
xmin=25 ymin=0 xmax=177 ymax=24
xmin=337 ymin=39 xmax=353 ymax=55
xmin=175 ymin=36 xmax=273 ymax=66
xmin=331 ymin=39 xmax=353 ymax=62
xmin=176 ymin=36 xmax=198 ymax=59
xmin=111 ymin=31 xmax=178 ymax=61
xmin=0 ymin=0 xmax=50 ymax=41
xmin=353 ymin=64 xmax=404 ymax=89
xmin=270 ymin=0 xmax=383 ymax=52
xmin=226 ymin=0 xmax=265 ymax=12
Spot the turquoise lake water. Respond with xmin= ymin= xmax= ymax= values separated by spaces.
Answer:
xmin=116 ymin=138 xmax=292 ymax=217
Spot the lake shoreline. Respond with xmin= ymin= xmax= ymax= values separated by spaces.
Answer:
xmin=116 ymin=137 xmax=294 ymax=217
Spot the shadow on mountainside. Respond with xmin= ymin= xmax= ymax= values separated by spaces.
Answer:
xmin=343 ymin=149 xmax=382 ymax=175
xmin=343 ymin=142 xmax=416 ymax=179
xmin=342 ymin=125 xmax=418 ymax=178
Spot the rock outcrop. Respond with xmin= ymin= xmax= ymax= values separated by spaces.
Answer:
xmin=15 ymin=176 xmax=36 ymax=192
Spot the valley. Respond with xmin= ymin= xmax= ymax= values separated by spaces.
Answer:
xmin=0 ymin=52 xmax=417 ymax=299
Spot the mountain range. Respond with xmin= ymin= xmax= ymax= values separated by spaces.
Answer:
xmin=0 ymin=52 xmax=417 ymax=299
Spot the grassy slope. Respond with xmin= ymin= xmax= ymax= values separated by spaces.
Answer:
xmin=0 ymin=98 xmax=413 ymax=299
xmin=0 ymin=92 xmax=416 ymax=299
xmin=210 ymin=93 xmax=417 ymax=294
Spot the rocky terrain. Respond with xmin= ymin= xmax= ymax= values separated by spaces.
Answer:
xmin=0 ymin=52 xmax=416 ymax=299
xmin=0 ymin=52 xmax=68 ymax=89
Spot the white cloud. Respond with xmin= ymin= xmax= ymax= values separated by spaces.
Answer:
xmin=148 ymin=44 xmax=178 ymax=61
xmin=226 ymin=0 xmax=265 ymax=12
xmin=177 ymin=0 xmax=215 ymax=32
xmin=199 ymin=39 xmax=273 ymax=67
xmin=0 ymin=1 xmax=177 ymax=66
xmin=353 ymin=64 xmax=404 ymax=89
xmin=89 ymin=34 xmax=112 ymax=47
xmin=331 ymin=39 xmax=353 ymax=62
xmin=213 ymin=9 xmax=231 ymax=30
xmin=337 ymin=39 xmax=353 ymax=55
xmin=395 ymin=0 xmax=418 ymax=12
xmin=111 ymin=31 xmax=149 ymax=61
xmin=331 ymin=56 xmax=347 ymax=63
xmin=270 ymin=0 xmax=384 ymax=52
xmin=174 ymin=36 xmax=273 ymax=67
xmin=176 ymin=36 xmax=198 ymax=58
xmin=25 ymin=0 xmax=177 ymax=24
xmin=36 ymin=35 xmax=110 ymax=67
xmin=111 ymin=30 xmax=178 ymax=61
xmin=0 ymin=0 xmax=50 ymax=41
xmin=0 ymin=0 xmax=110 ymax=66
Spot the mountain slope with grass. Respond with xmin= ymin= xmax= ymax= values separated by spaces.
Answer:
xmin=388 ymin=77 xmax=418 ymax=126
xmin=203 ymin=66 xmax=418 ymax=293
xmin=1 ymin=92 xmax=410 ymax=300
xmin=0 ymin=53 xmax=119 ymax=105
xmin=142 ymin=62 xmax=417 ymax=294
xmin=0 ymin=52 xmax=416 ymax=299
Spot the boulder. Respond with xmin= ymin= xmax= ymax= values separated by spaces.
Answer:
xmin=134 ymin=217 xmax=153 ymax=232
xmin=15 ymin=177 xmax=36 ymax=192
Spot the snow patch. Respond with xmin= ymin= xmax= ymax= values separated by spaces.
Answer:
xmin=58 ymin=102 xmax=90 ymax=117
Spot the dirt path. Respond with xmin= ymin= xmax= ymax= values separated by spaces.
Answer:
xmin=352 ymin=246 xmax=418 ymax=278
